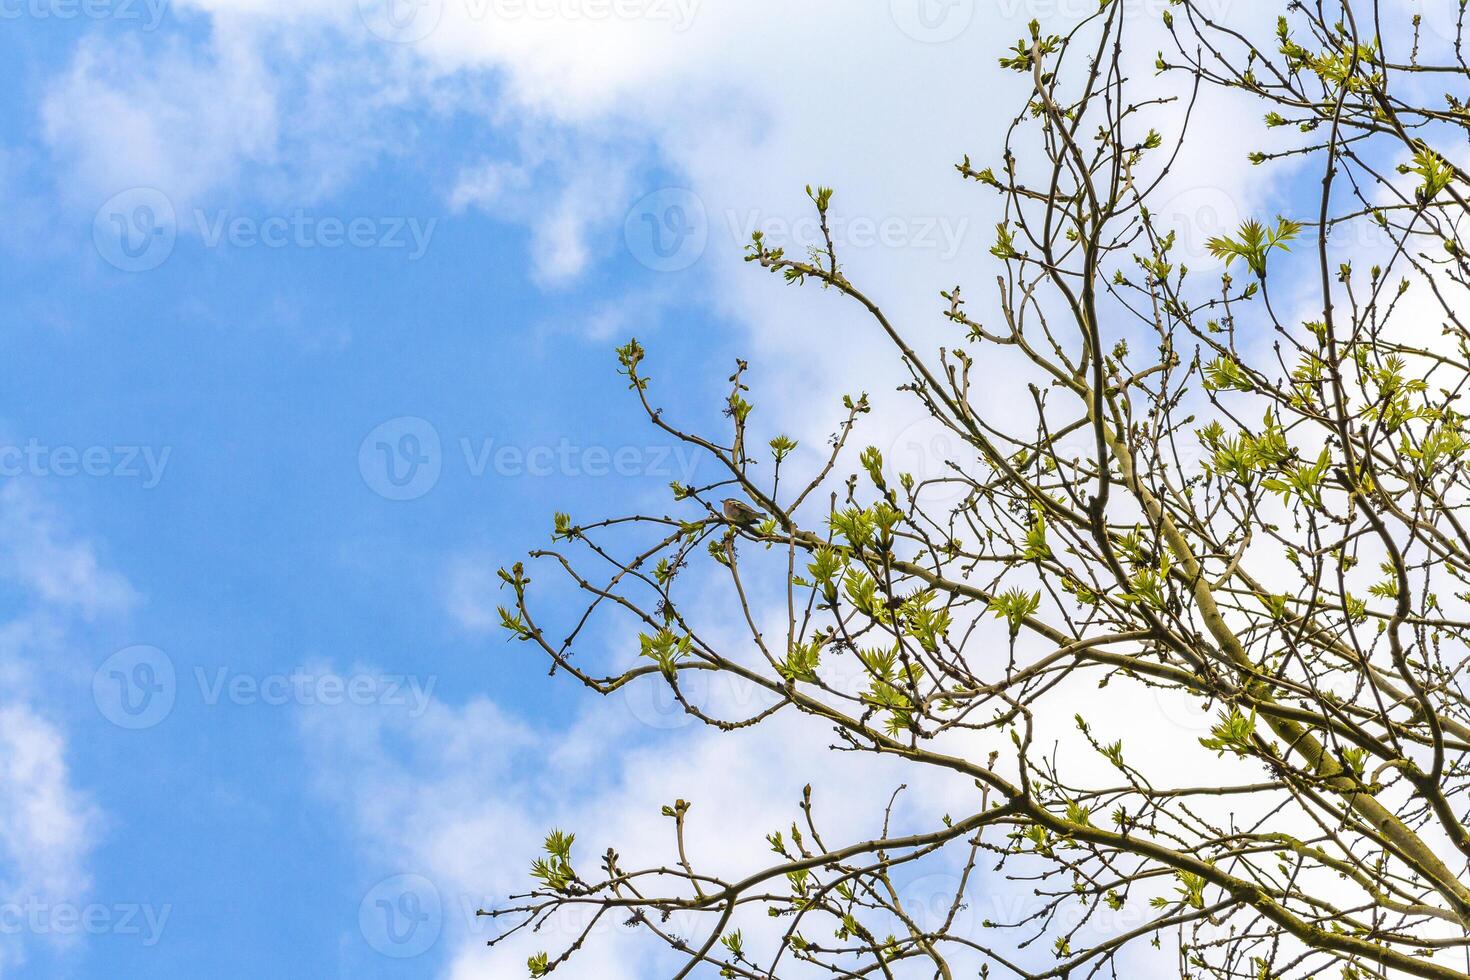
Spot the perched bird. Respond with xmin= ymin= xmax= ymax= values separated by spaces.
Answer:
xmin=721 ymin=498 xmax=764 ymax=526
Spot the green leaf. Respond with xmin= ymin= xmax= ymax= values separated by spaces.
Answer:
xmin=990 ymin=587 xmax=1041 ymax=637
xmin=1206 ymin=216 xmax=1302 ymax=278
xmin=638 ymin=628 xmax=693 ymax=678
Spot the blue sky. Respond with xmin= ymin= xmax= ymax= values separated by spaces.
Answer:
xmin=0 ymin=0 xmax=1405 ymax=976
xmin=1 ymin=12 xmax=747 ymax=977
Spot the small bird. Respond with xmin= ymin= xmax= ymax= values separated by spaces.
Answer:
xmin=721 ymin=498 xmax=764 ymax=526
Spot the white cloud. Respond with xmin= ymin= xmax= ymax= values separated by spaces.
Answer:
xmin=40 ymin=0 xmax=1284 ymax=311
xmin=303 ymin=682 xmax=992 ymax=977
xmin=443 ymin=555 xmax=501 ymax=632
xmin=0 ymin=703 xmax=100 ymax=976
xmin=41 ymin=29 xmax=279 ymax=209
xmin=0 ymin=483 xmax=133 ymax=975
xmin=0 ymin=705 xmax=97 ymax=900
xmin=303 ymin=626 xmax=1275 ymax=978
xmin=30 ymin=1 xmax=1349 ymax=974
xmin=0 ymin=483 xmax=136 ymax=620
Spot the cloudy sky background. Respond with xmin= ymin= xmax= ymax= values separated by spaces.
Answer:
xmin=0 ymin=0 xmax=1458 ymax=976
